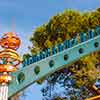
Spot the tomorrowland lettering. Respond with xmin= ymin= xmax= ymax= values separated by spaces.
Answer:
xmin=23 ymin=26 xmax=100 ymax=67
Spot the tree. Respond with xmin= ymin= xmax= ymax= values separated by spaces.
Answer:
xmin=28 ymin=8 xmax=100 ymax=99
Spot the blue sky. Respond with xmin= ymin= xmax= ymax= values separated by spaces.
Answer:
xmin=0 ymin=0 xmax=100 ymax=100
xmin=0 ymin=0 xmax=100 ymax=55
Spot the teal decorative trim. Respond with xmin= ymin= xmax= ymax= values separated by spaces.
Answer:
xmin=22 ymin=27 xmax=100 ymax=68
xmin=8 ymin=34 xmax=100 ymax=97
xmin=17 ymin=72 xmax=25 ymax=84
xmin=34 ymin=66 xmax=40 ymax=75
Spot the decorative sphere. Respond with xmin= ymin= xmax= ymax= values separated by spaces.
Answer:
xmin=0 ymin=32 xmax=21 ymax=50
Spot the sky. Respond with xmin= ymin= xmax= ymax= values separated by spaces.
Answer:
xmin=0 ymin=0 xmax=100 ymax=100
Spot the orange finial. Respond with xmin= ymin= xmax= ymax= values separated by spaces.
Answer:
xmin=0 ymin=32 xmax=21 ymax=84
xmin=0 ymin=32 xmax=21 ymax=50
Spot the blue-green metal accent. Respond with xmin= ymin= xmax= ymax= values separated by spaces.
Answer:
xmin=49 ymin=60 xmax=55 ymax=67
xmin=80 ymin=33 xmax=87 ymax=42
xmin=88 ymin=30 xmax=94 ymax=39
xmin=94 ymin=42 xmax=99 ymax=48
xmin=45 ymin=48 xmax=51 ymax=57
xmin=95 ymin=26 xmax=100 ymax=35
xmin=17 ymin=72 xmax=25 ymax=84
xmin=8 ymin=34 xmax=100 ymax=97
xmin=64 ymin=54 xmax=68 ymax=60
xmin=79 ymin=48 xmax=84 ymax=54
xmin=34 ymin=66 xmax=40 ymax=75
xmin=52 ymin=46 xmax=57 ymax=55
xmin=58 ymin=44 xmax=64 ymax=52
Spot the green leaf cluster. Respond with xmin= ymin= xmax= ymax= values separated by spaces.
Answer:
xmin=30 ymin=8 xmax=100 ymax=51
xmin=24 ymin=8 xmax=100 ymax=99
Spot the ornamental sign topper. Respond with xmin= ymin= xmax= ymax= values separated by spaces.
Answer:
xmin=0 ymin=32 xmax=22 ymax=100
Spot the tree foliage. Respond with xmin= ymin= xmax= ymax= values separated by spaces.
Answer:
xmin=26 ymin=8 xmax=100 ymax=99
xmin=30 ymin=8 xmax=100 ymax=50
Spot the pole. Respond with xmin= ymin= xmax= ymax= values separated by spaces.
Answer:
xmin=0 ymin=32 xmax=21 ymax=100
xmin=0 ymin=84 xmax=8 ymax=100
